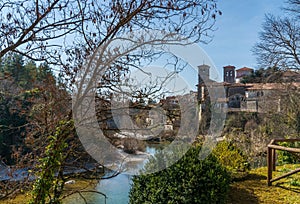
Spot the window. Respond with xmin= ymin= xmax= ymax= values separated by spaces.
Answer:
xmin=256 ymin=91 xmax=264 ymax=97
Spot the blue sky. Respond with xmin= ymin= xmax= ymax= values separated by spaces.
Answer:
xmin=202 ymin=0 xmax=286 ymax=72
xmin=109 ymin=1 xmax=289 ymax=94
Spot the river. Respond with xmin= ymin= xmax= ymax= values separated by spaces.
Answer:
xmin=64 ymin=144 xmax=161 ymax=204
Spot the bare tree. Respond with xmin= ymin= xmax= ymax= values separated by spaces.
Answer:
xmin=253 ymin=0 xmax=300 ymax=70
xmin=284 ymin=0 xmax=300 ymax=17
xmin=253 ymin=13 xmax=300 ymax=70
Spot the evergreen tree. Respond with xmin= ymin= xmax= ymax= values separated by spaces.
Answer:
xmin=2 ymin=54 xmax=32 ymax=88
xmin=23 ymin=60 xmax=37 ymax=88
xmin=37 ymin=63 xmax=53 ymax=82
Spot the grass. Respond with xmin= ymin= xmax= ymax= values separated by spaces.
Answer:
xmin=227 ymin=164 xmax=300 ymax=204
xmin=1 ymin=179 xmax=98 ymax=204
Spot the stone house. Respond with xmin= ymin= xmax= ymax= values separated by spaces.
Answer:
xmin=235 ymin=67 xmax=254 ymax=83
xmin=197 ymin=64 xmax=300 ymax=113
xmin=242 ymin=83 xmax=300 ymax=112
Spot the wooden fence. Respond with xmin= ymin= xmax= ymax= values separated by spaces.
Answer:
xmin=267 ymin=138 xmax=300 ymax=186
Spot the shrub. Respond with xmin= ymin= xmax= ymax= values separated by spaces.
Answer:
xmin=129 ymin=145 xmax=231 ymax=204
xmin=289 ymin=178 xmax=300 ymax=187
xmin=277 ymin=141 xmax=300 ymax=165
xmin=212 ymin=140 xmax=250 ymax=179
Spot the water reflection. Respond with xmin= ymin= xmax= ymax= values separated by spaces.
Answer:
xmin=97 ymin=173 xmax=132 ymax=204
xmin=64 ymin=144 xmax=160 ymax=204
xmin=97 ymin=145 xmax=159 ymax=204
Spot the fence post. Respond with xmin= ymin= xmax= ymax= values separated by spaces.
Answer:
xmin=272 ymin=148 xmax=276 ymax=171
xmin=267 ymin=146 xmax=272 ymax=186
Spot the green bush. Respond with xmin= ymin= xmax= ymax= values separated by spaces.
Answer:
xmin=212 ymin=141 xmax=250 ymax=179
xmin=129 ymin=145 xmax=231 ymax=204
xmin=277 ymin=141 xmax=300 ymax=165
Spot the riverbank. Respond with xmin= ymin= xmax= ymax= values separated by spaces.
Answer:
xmin=1 ymin=178 xmax=99 ymax=204
xmin=3 ymin=164 xmax=300 ymax=204
xmin=0 ymin=143 xmax=160 ymax=204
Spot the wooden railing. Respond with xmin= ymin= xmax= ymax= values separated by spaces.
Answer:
xmin=267 ymin=138 xmax=300 ymax=186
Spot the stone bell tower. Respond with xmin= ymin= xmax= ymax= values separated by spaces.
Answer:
xmin=197 ymin=64 xmax=210 ymax=102
xmin=223 ymin=65 xmax=235 ymax=83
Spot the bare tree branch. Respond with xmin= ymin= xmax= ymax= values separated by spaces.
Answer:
xmin=253 ymin=14 xmax=300 ymax=70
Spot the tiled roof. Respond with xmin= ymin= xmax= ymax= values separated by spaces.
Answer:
xmin=236 ymin=67 xmax=254 ymax=72
xmin=245 ymin=82 xmax=300 ymax=90
xmin=282 ymin=70 xmax=300 ymax=78
xmin=223 ymin=65 xmax=235 ymax=69
xmin=223 ymin=82 xmax=250 ymax=87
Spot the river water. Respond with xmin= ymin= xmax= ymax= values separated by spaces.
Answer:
xmin=64 ymin=144 xmax=161 ymax=204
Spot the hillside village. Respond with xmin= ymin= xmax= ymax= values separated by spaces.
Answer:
xmin=96 ymin=65 xmax=300 ymax=136
xmin=197 ymin=65 xmax=300 ymax=113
